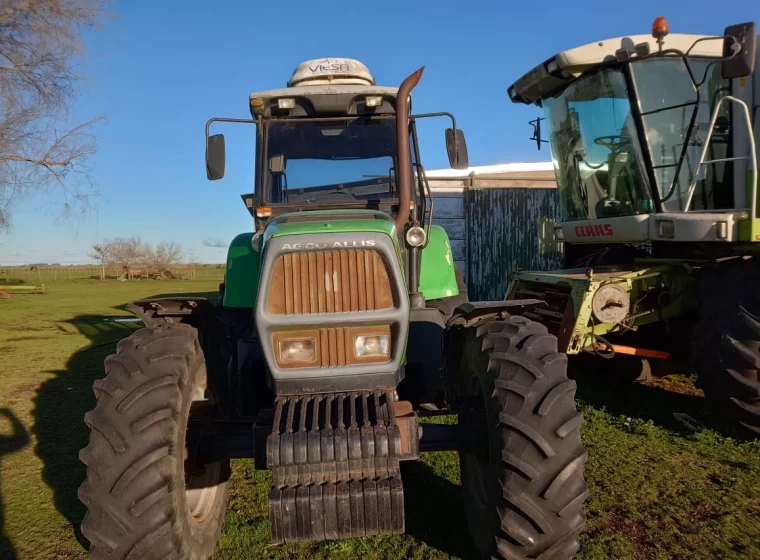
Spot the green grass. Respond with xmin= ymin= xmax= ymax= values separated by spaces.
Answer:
xmin=0 ymin=281 xmax=758 ymax=559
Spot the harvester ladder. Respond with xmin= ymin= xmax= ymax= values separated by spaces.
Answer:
xmin=686 ymin=95 xmax=758 ymax=217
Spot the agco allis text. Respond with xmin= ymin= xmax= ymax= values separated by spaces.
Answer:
xmin=280 ymin=240 xmax=377 ymax=250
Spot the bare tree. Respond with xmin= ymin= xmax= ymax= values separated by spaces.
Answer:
xmin=88 ymin=241 xmax=110 ymax=280
xmin=145 ymin=241 xmax=183 ymax=278
xmin=0 ymin=0 xmax=109 ymax=230
xmin=109 ymin=236 xmax=146 ymax=280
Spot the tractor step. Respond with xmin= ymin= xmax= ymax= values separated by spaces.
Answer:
xmin=266 ymin=391 xmax=414 ymax=544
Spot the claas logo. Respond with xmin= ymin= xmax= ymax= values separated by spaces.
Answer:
xmin=575 ymin=224 xmax=614 ymax=237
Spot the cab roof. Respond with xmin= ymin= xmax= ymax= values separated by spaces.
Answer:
xmin=249 ymin=84 xmax=398 ymax=104
xmin=508 ymin=33 xmax=723 ymax=105
xmin=249 ymin=57 xmax=400 ymax=117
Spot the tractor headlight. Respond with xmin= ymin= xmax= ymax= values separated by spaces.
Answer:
xmin=347 ymin=326 xmax=391 ymax=364
xmin=279 ymin=338 xmax=315 ymax=363
xmin=405 ymin=226 xmax=426 ymax=247
xmin=274 ymin=330 xmax=319 ymax=368
xmin=355 ymin=334 xmax=390 ymax=358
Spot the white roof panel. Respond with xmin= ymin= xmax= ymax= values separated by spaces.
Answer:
xmin=556 ymin=33 xmax=723 ymax=75
xmin=249 ymin=84 xmax=398 ymax=102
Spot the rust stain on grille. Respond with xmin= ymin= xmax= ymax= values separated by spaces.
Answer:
xmin=268 ymin=250 xmax=393 ymax=315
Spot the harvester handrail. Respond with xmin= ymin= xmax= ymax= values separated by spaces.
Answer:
xmin=685 ymin=95 xmax=757 ymax=218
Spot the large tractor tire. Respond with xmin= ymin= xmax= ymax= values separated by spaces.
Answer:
xmin=694 ymin=258 xmax=760 ymax=437
xmin=78 ymin=323 xmax=229 ymax=559
xmin=459 ymin=316 xmax=588 ymax=560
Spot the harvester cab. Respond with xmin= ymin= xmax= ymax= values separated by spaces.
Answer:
xmin=78 ymin=58 xmax=590 ymax=560
xmin=510 ymin=20 xmax=757 ymax=248
xmin=505 ymin=20 xmax=760 ymax=437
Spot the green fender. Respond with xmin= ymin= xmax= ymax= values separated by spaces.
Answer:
xmin=419 ymin=225 xmax=459 ymax=300
xmin=223 ymin=232 xmax=261 ymax=308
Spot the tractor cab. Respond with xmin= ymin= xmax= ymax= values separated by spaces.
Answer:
xmin=206 ymin=58 xmax=469 ymax=234
xmin=509 ymin=19 xmax=758 ymax=249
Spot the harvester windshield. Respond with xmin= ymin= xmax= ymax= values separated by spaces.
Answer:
xmin=545 ymin=57 xmax=732 ymax=222
xmin=544 ymin=67 xmax=650 ymax=221
xmin=263 ymin=116 xmax=399 ymax=205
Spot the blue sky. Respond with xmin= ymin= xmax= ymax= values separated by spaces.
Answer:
xmin=0 ymin=0 xmax=755 ymax=264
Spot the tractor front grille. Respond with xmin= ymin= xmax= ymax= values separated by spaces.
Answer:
xmin=267 ymin=250 xmax=394 ymax=315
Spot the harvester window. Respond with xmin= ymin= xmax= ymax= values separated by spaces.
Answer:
xmin=544 ymin=68 xmax=652 ymax=222
xmin=262 ymin=117 xmax=399 ymax=205
xmin=631 ymin=58 xmax=733 ymax=211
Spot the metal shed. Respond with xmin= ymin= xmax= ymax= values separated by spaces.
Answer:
xmin=426 ymin=163 xmax=563 ymax=301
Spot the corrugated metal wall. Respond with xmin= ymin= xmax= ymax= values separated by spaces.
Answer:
xmin=428 ymin=181 xmax=467 ymax=276
xmin=466 ymin=187 xmax=563 ymax=301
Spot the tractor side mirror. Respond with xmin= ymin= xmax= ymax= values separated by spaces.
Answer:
xmin=722 ymin=22 xmax=756 ymax=79
xmin=206 ymin=134 xmax=226 ymax=180
xmin=445 ymin=128 xmax=469 ymax=170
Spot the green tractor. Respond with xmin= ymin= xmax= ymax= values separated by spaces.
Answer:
xmin=506 ymin=19 xmax=759 ymax=435
xmin=77 ymin=59 xmax=588 ymax=559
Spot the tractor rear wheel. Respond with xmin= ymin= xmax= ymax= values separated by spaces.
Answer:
xmin=458 ymin=316 xmax=588 ymax=559
xmin=694 ymin=258 xmax=760 ymax=437
xmin=78 ymin=323 xmax=229 ymax=559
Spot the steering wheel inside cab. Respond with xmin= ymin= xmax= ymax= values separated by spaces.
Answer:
xmin=594 ymin=135 xmax=632 ymax=153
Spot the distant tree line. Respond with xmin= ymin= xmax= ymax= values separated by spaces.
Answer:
xmin=89 ymin=237 xmax=183 ymax=280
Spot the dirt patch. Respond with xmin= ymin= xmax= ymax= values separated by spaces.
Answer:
xmin=642 ymin=374 xmax=705 ymax=398
xmin=6 ymin=336 xmax=50 ymax=342
xmin=4 ymin=382 xmax=40 ymax=403
xmin=689 ymin=503 xmax=723 ymax=523
xmin=6 ymin=325 xmax=58 ymax=333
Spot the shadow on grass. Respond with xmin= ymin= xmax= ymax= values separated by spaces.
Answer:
xmin=0 ymin=409 xmax=30 ymax=560
xmin=569 ymin=355 xmax=707 ymax=433
xmin=33 ymin=315 xmax=139 ymax=549
xmin=401 ymin=460 xmax=479 ymax=559
xmin=32 ymin=290 xmax=219 ymax=551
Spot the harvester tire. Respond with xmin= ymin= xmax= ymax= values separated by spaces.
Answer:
xmin=459 ymin=316 xmax=587 ymax=560
xmin=694 ymin=258 xmax=760 ymax=437
xmin=78 ymin=323 xmax=229 ymax=560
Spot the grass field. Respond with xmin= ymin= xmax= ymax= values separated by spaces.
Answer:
xmin=1 ymin=280 xmax=759 ymax=560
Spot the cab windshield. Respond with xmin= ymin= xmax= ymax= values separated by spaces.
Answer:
xmin=544 ymin=58 xmax=733 ymax=222
xmin=544 ymin=67 xmax=652 ymax=221
xmin=262 ymin=116 xmax=399 ymax=205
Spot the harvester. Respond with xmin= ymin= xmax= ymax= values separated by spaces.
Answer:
xmin=506 ymin=19 xmax=759 ymax=435
xmin=78 ymin=59 xmax=588 ymax=559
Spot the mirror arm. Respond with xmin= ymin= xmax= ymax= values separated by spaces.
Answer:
xmin=411 ymin=111 xmax=458 ymax=132
xmin=205 ymin=117 xmax=258 ymax=142
xmin=685 ymin=36 xmax=726 ymax=57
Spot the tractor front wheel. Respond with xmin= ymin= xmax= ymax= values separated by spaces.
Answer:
xmin=78 ymin=323 xmax=229 ymax=559
xmin=459 ymin=316 xmax=588 ymax=559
